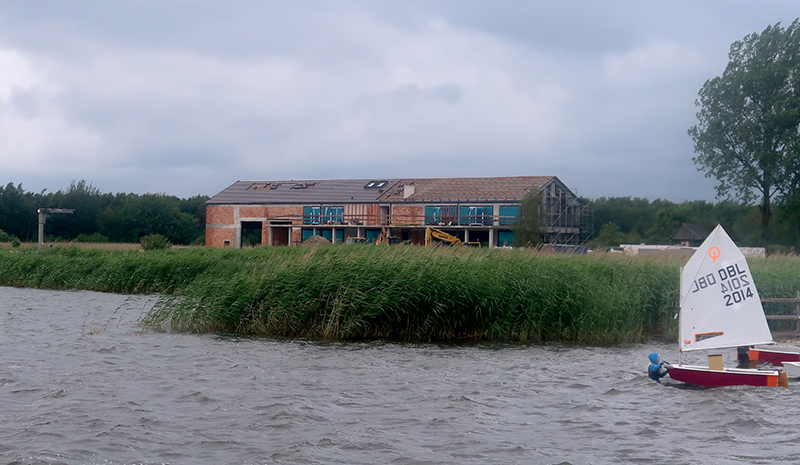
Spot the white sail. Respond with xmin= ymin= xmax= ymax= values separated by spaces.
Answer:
xmin=679 ymin=225 xmax=773 ymax=352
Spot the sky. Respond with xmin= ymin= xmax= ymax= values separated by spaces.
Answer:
xmin=0 ymin=1 xmax=798 ymax=202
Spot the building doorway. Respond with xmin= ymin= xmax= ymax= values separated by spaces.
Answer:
xmin=241 ymin=221 xmax=263 ymax=247
xmin=271 ymin=227 xmax=290 ymax=246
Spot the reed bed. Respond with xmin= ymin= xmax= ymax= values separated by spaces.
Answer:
xmin=0 ymin=244 xmax=698 ymax=343
xmin=147 ymin=246 xmax=682 ymax=343
xmin=5 ymin=245 xmax=799 ymax=342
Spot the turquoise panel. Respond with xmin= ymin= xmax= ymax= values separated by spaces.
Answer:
xmin=365 ymin=229 xmax=381 ymax=242
xmin=498 ymin=231 xmax=514 ymax=247
xmin=499 ymin=205 xmax=519 ymax=225
xmin=425 ymin=206 xmax=439 ymax=225
xmin=303 ymin=206 xmax=320 ymax=224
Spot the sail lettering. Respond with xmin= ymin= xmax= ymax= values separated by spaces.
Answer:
xmin=691 ymin=273 xmax=717 ymax=293
xmin=717 ymin=263 xmax=745 ymax=281
xmin=724 ymin=287 xmax=754 ymax=306
xmin=689 ymin=260 xmax=756 ymax=307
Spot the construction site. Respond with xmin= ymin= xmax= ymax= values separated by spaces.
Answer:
xmin=205 ymin=176 xmax=593 ymax=249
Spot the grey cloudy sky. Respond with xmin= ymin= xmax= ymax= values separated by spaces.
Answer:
xmin=0 ymin=1 xmax=797 ymax=201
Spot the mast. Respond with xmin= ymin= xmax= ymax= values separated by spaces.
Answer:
xmin=678 ymin=266 xmax=684 ymax=364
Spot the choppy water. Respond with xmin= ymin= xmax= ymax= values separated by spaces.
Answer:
xmin=1 ymin=286 xmax=800 ymax=464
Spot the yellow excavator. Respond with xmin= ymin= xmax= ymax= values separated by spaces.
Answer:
xmin=375 ymin=227 xmax=403 ymax=245
xmin=375 ymin=227 xmax=392 ymax=245
xmin=425 ymin=227 xmax=462 ymax=246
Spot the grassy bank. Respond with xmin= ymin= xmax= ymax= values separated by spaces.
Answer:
xmin=2 ymin=245 xmax=799 ymax=343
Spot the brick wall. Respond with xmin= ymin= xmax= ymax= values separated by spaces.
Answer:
xmin=206 ymin=205 xmax=234 ymax=225
xmin=206 ymin=227 xmax=235 ymax=248
xmin=391 ymin=205 xmax=424 ymax=225
xmin=240 ymin=206 xmax=266 ymax=218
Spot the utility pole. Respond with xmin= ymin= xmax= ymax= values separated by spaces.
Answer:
xmin=37 ymin=208 xmax=74 ymax=249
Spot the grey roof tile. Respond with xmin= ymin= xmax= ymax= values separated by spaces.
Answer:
xmin=207 ymin=176 xmax=559 ymax=205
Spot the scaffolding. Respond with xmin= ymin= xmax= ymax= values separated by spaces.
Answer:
xmin=540 ymin=183 xmax=587 ymax=245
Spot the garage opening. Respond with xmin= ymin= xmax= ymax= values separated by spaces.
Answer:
xmin=270 ymin=220 xmax=292 ymax=246
xmin=467 ymin=229 xmax=490 ymax=247
xmin=241 ymin=221 xmax=263 ymax=247
xmin=271 ymin=227 xmax=290 ymax=246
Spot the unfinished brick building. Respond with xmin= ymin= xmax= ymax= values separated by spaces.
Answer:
xmin=205 ymin=176 xmax=589 ymax=248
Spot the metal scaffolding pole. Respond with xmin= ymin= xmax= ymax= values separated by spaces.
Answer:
xmin=37 ymin=208 xmax=74 ymax=249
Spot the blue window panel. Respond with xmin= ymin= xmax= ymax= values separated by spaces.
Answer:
xmin=425 ymin=206 xmax=441 ymax=225
xmin=334 ymin=229 xmax=344 ymax=243
xmin=498 ymin=231 xmax=514 ymax=247
xmin=302 ymin=229 xmax=314 ymax=242
xmin=459 ymin=206 xmax=470 ymax=225
xmin=499 ymin=205 xmax=519 ymax=225
xmin=321 ymin=206 xmax=343 ymax=224
xmin=319 ymin=229 xmax=333 ymax=241
xmin=303 ymin=206 xmax=320 ymax=225
xmin=365 ymin=229 xmax=382 ymax=242
xmin=480 ymin=206 xmax=493 ymax=225
xmin=460 ymin=206 xmax=493 ymax=225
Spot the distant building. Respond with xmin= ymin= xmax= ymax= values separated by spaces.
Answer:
xmin=205 ymin=176 xmax=592 ymax=248
xmin=623 ymin=223 xmax=766 ymax=258
xmin=671 ymin=223 xmax=712 ymax=247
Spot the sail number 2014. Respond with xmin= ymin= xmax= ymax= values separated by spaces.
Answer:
xmin=690 ymin=263 xmax=754 ymax=306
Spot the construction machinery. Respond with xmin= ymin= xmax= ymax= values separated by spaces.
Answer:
xmin=375 ymin=227 xmax=402 ymax=245
xmin=425 ymin=227 xmax=462 ymax=246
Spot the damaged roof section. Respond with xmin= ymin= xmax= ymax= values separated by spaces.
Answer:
xmin=207 ymin=176 xmax=563 ymax=205
xmin=207 ymin=179 xmax=400 ymax=204
xmin=377 ymin=176 xmax=555 ymax=202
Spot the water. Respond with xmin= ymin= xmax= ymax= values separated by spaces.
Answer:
xmin=1 ymin=287 xmax=800 ymax=465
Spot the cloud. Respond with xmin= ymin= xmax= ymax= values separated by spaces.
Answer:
xmin=0 ymin=1 xmax=796 ymax=201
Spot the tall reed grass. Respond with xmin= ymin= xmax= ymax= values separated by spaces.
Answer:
xmin=145 ymin=246 xmax=682 ymax=343
xmin=7 ymin=245 xmax=800 ymax=342
xmin=0 ymin=245 xmax=710 ymax=343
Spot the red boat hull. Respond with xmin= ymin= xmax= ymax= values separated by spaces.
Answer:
xmin=749 ymin=348 xmax=800 ymax=367
xmin=668 ymin=365 xmax=785 ymax=388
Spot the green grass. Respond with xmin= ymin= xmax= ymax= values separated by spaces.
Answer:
xmin=4 ymin=244 xmax=799 ymax=343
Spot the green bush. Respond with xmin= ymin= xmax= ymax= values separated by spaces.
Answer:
xmin=10 ymin=238 xmax=20 ymax=248
xmin=140 ymin=234 xmax=171 ymax=251
xmin=76 ymin=233 xmax=110 ymax=243
xmin=0 ymin=229 xmax=17 ymax=242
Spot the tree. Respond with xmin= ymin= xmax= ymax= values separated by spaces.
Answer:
xmin=689 ymin=20 xmax=800 ymax=249
xmin=102 ymin=193 xmax=201 ymax=244
xmin=511 ymin=191 xmax=544 ymax=247
xmin=180 ymin=194 xmax=210 ymax=230
xmin=589 ymin=222 xmax=627 ymax=249
xmin=0 ymin=182 xmax=41 ymax=241
xmin=45 ymin=180 xmax=109 ymax=240
xmin=590 ymin=196 xmax=665 ymax=242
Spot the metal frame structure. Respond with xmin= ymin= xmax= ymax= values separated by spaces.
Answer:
xmin=37 ymin=208 xmax=74 ymax=249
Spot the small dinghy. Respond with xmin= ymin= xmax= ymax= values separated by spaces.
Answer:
xmin=666 ymin=225 xmax=789 ymax=388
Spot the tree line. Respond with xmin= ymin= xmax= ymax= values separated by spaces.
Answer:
xmin=3 ymin=179 xmax=800 ymax=252
xmin=586 ymin=196 xmax=800 ymax=253
xmin=0 ymin=180 xmax=207 ymax=245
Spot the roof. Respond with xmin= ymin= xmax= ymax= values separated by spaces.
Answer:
xmin=671 ymin=223 xmax=713 ymax=241
xmin=206 ymin=176 xmax=562 ymax=205
xmin=206 ymin=179 xmax=400 ymax=205
xmin=377 ymin=176 xmax=555 ymax=202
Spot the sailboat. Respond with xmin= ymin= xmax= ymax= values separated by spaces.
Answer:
xmin=747 ymin=346 xmax=800 ymax=367
xmin=667 ymin=224 xmax=789 ymax=388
